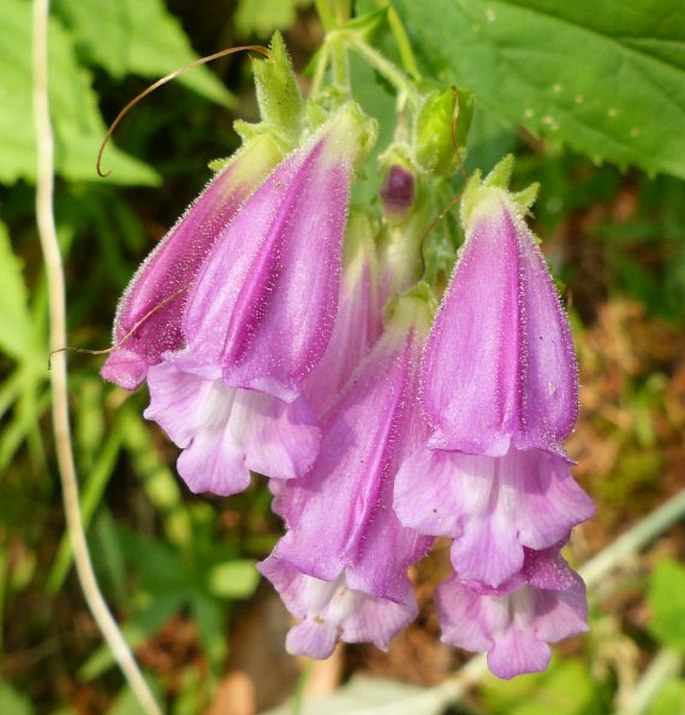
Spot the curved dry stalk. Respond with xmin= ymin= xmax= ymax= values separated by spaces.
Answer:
xmin=31 ymin=1 xmax=162 ymax=712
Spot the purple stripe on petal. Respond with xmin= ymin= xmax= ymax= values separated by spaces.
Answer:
xmin=101 ymin=135 xmax=282 ymax=389
xmin=421 ymin=187 xmax=579 ymax=457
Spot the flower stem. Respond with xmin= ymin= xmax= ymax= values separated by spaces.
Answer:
xmin=374 ymin=0 xmax=422 ymax=80
xmin=312 ymin=0 xmax=350 ymax=98
xmin=344 ymin=32 xmax=419 ymax=108
xmin=32 ymin=1 xmax=162 ymax=713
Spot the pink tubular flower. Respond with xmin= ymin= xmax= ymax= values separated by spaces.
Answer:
xmin=422 ymin=162 xmax=578 ymax=459
xmin=259 ymin=555 xmax=419 ymax=659
xmin=394 ymin=159 xmax=593 ymax=590
xmin=436 ymin=546 xmax=588 ymax=679
xmin=144 ymin=104 xmax=376 ymax=496
xmin=101 ymin=134 xmax=283 ymax=390
xmin=259 ymin=291 xmax=435 ymax=655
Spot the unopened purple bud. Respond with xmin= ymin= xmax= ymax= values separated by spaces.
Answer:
xmin=380 ymin=164 xmax=415 ymax=220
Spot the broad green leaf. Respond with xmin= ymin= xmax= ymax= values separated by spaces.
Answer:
xmin=235 ymin=0 xmax=312 ymax=38
xmin=0 ymin=0 xmax=158 ymax=185
xmin=648 ymin=559 xmax=685 ymax=650
xmin=0 ymin=223 xmax=33 ymax=360
xmin=52 ymin=0 xmax=232 ymax=107
xmin=394 ymin=0 xmax=685 ymax=179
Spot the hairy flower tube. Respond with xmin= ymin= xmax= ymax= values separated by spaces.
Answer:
xmin=100 ymin=134 xmax=283 ymax=390
xmin=143 ymin=104 xmax=376 ymax=496
xmin=394 ymin=159 xmax=593 ymax=602
xmin=421 ymin=162 xmax=579 ymax=459
xmin=260 ymin=292 xmax=435 ymax=657
xmin=302 ymin=209 xmax=383 ymax=419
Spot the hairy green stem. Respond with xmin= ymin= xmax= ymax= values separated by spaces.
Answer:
xmin=344 ymin=32 xmax=418 ymax=107
xmin=374 ymin=0 xmax=422 ymax=79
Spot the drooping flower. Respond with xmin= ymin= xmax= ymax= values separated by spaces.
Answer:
xmin=144 ymin=103 xmax=376 ymax=496
xmin=421 ymin=158 xmax=578 ymax=459
xmin=394 ymin=158 xmax=593 ymax=588
xmin=436 ymin=545 xmax=588 ymax=679
xmin=101 ymin=133 xmax=283 ymax=390
xmin=259 ymin=556 xmax=419 ymax=660
xmin=259 ymin=290 xmax=435 ymax=655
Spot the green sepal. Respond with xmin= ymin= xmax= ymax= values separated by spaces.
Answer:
xmin=385 ymin=281 xmax=437 ymax=338
xmin=512 ymin=182 xmax=540 ymax=214
xmin=207 ymin=157 xmax=230 ymax=172
xmin=483 ymin=153 xmax=514 ymax=189
xmin=461 ymin=154 xmax=540 ymax=229
xmin=236 ymin=32 xmax=304 ymax=150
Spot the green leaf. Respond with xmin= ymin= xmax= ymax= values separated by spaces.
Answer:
xmin=235 ymin=0 xmax=312 ymax=39
xmin=207 ymin=559 xmax=259 ymax=599
xmin=0 ymin=223 xmax=34 ymax=360
xmin=0 ymin=0 xmax=159 ymax=185
xmin=646 ymin=679 xmax=685 ymax=715
xmin=52 ymin=0 xmax=232 ymax=107
xmin=394 ymin=0 xmax=685 ymax=179
xmin=0 ymin=680 xmax=34 ymax=715
xmin=482 ymin=658 xmax=603 ymax=715
xmin=648 ymin=559 xmax=685 ymax=650
xmin=190 ymin=594 xmax=228 ymax=670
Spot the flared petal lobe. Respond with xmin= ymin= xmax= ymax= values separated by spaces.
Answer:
xmin=436 ymin=547 xmax=588 ymax=679
xmin=101 ymin=135 xmax=283 ymax=390
xmin=422 ymin=187 xmax=578 ymax=457
xmin=143 ymin=360 xmax=320 ymax=496
xmin=394 ymin=446 xmax=594 ymax=588
xmin=258 ymin=556 xmax=418 ymax=660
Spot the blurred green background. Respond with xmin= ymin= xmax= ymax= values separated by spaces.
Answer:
xmin=1 ymin=1 xmax=684 ymax=713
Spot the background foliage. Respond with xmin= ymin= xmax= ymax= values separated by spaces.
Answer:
xmin=1 ymin=0 xmax=684 ymax=713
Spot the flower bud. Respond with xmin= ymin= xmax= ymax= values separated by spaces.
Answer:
xmin=414 ymin=86 xmax=474 ymax=176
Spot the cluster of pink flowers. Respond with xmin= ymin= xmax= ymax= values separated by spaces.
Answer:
xmin=103 ymin=101 xmax=593 ymax=678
